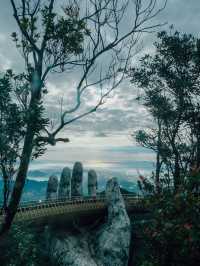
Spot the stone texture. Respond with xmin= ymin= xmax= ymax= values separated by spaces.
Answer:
xmin=46 ymin=175 xmax=58 ymax=200
xmin=71 ymin=162 xmax=83 ymax=197
xmin=94 ymin=177 xmax=131 ymax=266
xmin=47 ymin=177 xmax=131 ymax=266
xmin=47 ymin=231 xmax=99 ymax=266
xmin=88 ymin=170 xmax=98 ymax=197
xmin=58 ymin=167 xmax=71 ymax=199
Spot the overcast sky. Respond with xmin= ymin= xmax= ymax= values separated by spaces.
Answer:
xmin=0 ymin=0 xmax=200 ymax=169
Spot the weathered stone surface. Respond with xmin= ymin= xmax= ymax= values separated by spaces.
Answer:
xmin=58 ymin=167 xmax=71 ymax=199
xmin=47 ymin=177 xmax=131 ymax=266
xmin=88 ymin=170 xmax=98 ymax=197
xmin=94 ymin=177 xmax=131 ymax=266
xmin=71 ymin=162 xmax=83 ymax=197
xmin=46 ymin=175 xmax=58 ymax=200
xmin=47 ymin=231 xmax=99 ymax=266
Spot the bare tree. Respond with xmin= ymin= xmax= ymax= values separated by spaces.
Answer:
xmin=0 ymin=0 xmax=167 ymax=235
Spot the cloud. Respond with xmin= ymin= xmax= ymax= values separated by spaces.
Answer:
xmin=94 ymin=132 xmax=108 ymax=138
xmin=0 ymin=0 xmax=199 ymax=140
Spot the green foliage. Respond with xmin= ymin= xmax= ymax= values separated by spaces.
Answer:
xmin=41 ymin=5 xmax=85 ymax=54
xmin=130 ymin=29 xmax=200 ymax=186
xmin=137 ymin=176 xmax=200 ymax=266
xmin=31 ymin=100 xmax=49 ymax=159
xmin=140 ymin=262 xmax=158 ymax=266
xmin=0 ymin=72 xmax=26 ymax=207
xmin=131 ymin=30 xmax=200 ymax=265
xmin=0 ymin=224 xmax=50 ymax=266
xmin=0 ymin=73 xmax=25 ymax=150
xmin=0 ymin=70 xmax=50 ymax=207
xmin=11 ymin=1 xmax=87 ymax=75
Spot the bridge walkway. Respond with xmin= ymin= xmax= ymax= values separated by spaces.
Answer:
xmin=0 ymin=195 xmax=146 ymax=224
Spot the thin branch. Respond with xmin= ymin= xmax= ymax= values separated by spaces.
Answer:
xmin=10 ymin=0 xmax=40 ymax=54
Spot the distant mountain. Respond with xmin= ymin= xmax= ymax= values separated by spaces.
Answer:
xmin=28 ymin=170 xmax=49 ymax=177
xmin=0 ymin=179 xmax=48 ymax=203
xmin=0 ymin=172 xmax=139 ymax=203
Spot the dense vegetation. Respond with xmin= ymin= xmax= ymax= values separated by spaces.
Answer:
xmin=128 ymin=30 xmax=200 ymax=266
xmin=131 ymin=171 xmax=200 ymax=266
xmin=0 ymin=224 xmax=50 ymax=266
xmin=130 ymin=29 xmax=200 ymax=193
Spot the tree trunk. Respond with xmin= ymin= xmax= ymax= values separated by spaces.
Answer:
xmin=155 ymin=121 xmax=162 ymax=194
xmin=0 ymin=69 xmax=43 ymax=236
xmin=1 ymin=166 xmax=9 ymax=210
xmin=196 ymin=135 xmax=200 ymax=167
xmin=0 ymin=126 xmax=35 ymax=236
xmin=155 ymin=153 xmax=161 ymax=194
xmin=0 ymin=90 xmax=41 ymax=236
xmin=3 ymin=178 xmax=9 ymax=210
xmin=174 ymin=151 xmax=181 ymax=192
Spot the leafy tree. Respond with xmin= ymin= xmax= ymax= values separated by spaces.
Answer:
xmin=0 ymin=0 xmax=167 ymax=235
xmin=0 ymin=72 xmax=25 ymax=210
xmin=129 ymin=30 xmax=200 ymax=191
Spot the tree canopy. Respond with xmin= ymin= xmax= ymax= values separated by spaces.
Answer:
xmin=129 ymin=29 xmax=200 ymax=191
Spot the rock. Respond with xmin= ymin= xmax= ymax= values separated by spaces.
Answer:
xmin=47 ymin=177 xmax=131 ymax=266
xmin=71 ymin=162 xmax=83 ymax=197
xmin=58 ymin=167 xmax=71 ymax=199
xmin=47 ymin=231 xmax=99 ymax=266
xmin=88 ymin=170 xmax=98 ymax=197
xmin=46 ymin=175 xmax=58 ymax=200
xmin=94 ymin=177 xmax=131 ymax=266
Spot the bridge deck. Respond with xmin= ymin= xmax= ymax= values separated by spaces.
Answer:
xmin=0 ymin=195 xmax=146 ymax=225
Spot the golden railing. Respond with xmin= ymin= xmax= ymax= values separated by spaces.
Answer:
xmin=0 ymin=195 xmax=145 ymax=223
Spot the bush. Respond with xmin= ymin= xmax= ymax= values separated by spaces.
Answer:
xmin=136 ymin=174 xmax=200 ymax=266
xmin=0 ymin=224 xmax=50 ymax=266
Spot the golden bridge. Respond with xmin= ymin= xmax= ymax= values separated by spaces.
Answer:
xmin=0 ymin=195 xmax=146 ymax=225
